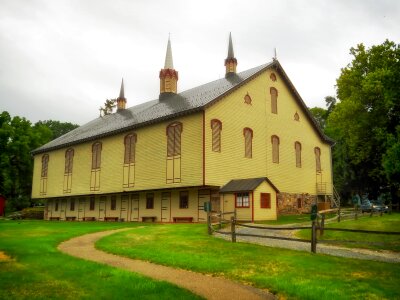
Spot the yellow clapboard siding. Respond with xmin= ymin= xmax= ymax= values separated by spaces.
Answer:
xmin=204 ymin=69 xmax=332 ymax=195
xmin=32 ymin=113 xmax=203 ymax=199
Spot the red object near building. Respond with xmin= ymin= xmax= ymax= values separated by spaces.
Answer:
xmin=0 ymin=195 xmax=6 ymax=216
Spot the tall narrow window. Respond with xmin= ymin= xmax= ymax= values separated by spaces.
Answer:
xmin=270 ymin=87 xmax=278 ymax=114
xmin=179 ymin=191 xmax=189 ymax=209
xmin=111 ymin=196 xmax=117 ymax=210
xmin=314 ymin=147 xmax=322 ymax=172
xmin=271 ymin=135 xmax=280 ymax=163
xmin=166 ymin=122 xmax=182 ymax=183
xmin=123 ymin=133 xmax=137 ymax=188
xmin=295 ymin=142 xmax=302 ymax=168
xmin=63 ymin=148 xmax=74 ymax=193
xmin=89 ymin=197 xmax=95 ymax=211
xmin=211 ymin=119 xmax=222 ymax=152
xmin=92 ymin=142 xmax=102 ymax=169
xmin=70 ymin=198 xmax=75 ymax=211
xmin=90 ymin=142 xmax=102 ymax=191
xmin=243 ymin=128 xmax=253 ymax=158
xmin=40 ymin=154 xmax=49 ymax=195
xmin=146 ymin=193 xmax=154 ymax=209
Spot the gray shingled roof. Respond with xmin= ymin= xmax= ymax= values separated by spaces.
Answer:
xmin=32 ymin=60 xmax=333 ymax=154
xmin=219 ymin=177 xmax=279 ymax=193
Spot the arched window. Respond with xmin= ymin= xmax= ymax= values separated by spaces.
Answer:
xmin=40 ymin=154 xmax=49 ymax=195
xmin=314 ymin=147 xmax=321 ymax=172
xmin=166 ymin=122 xmax=183 ymax=183
xmin=64 ymin=149 xmax=74 ymax=174
xmin=270 ymin=73 xmax=277 ymax=82
xmin=271 ymin=135 xmax=280 ymax=163
xmin=41 ymin=154 xmax=49 ymax=177
xmin=167 ymin=122 xmax=182 ymax=157
xmin=211 ymin=119 xmax=222 ymax=152
xmin=243 ymin=128 xmax=253 ymax=158
xmin=270 ymin=87 xmax=278 ymax=114
xmin=64 ymin=149 xmax=74 ymax=193
xmin=295 ymin=142 xmax=302 ymax=168
xmin=91 ymin=142 xmax=102 ymax=170
xmin=294 ymin=112 xmax=300 ymax=121
xmin=124 ymin=133 xmax=137 ymax=164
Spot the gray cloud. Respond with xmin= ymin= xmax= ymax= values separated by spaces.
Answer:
xmin=0 ymin=0 xmax=399 ymax=125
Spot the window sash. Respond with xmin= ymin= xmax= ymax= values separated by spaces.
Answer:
xmin=295 ymin=142 xmax=302 ymax=168
xmin=41 ymin=155 xmax=49 ymax=177
xmin=111 ymin=196 xmax=117 ymax=210
xmin=211 ymin=120 xmax=222 ymax=152
xmin=179 ymin=191 xmax=189 ymax=209
xmin=236 ymin=193 xmax=250 ymax=208
xmin=124 ymin=134 xmax=136 ymax=164
xmin=146 ymin=194 xmax=154 ymax=209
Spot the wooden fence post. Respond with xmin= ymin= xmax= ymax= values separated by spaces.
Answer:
xmin=311 ymin=220 xmax=317 ymax=253
xmin=231 ymin=216 xmax=236 ymax=243
xmin=319 ymin=214 xmax=325 ymax=237
xmin=389 ymin=203 xmax=392 ymax=215
xmin=218 ymin=211 xmax=222 ymax=229
xmin=207 ymin=212 xmax=212 ymax=235
xmin=370 ymin=207 xmax=373 ymax=218
xmin=338 ymin=207 xmax=341 ymax=223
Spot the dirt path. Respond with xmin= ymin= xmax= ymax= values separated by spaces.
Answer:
xmin=58 ymin=228 xmax=275 ymax=300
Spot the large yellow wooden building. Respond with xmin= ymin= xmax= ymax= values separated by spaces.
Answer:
xmin=31 ymin=34 xmax=335 ymax=222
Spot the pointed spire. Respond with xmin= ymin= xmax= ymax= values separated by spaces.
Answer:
xmin=159 ymin=35 xmax=178 ymax=96
xmin=227 ymin=32 xmax=234 ymax=58
xmin=224 ymin=32 xmax=237 ymax=76
xmin=116 ymin=78 xmax=126 ymax=110
xmin=164 ymin=36 xmax=174 ymax=69
xmin=119 ymin=78 xmax=125 ymax=99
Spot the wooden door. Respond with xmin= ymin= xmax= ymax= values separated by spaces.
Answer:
xmin=98 ymin=196 xmax=106 ymax=221
xmin=78 ymin=198 xmax=85 ymax=220
xmin=161 ymin=192 xmax=171 ymax=222
xmin=130 ymin=194 xmax=139 ymax=221
xmin=60 ymin=199 xmax=67 ymax=220
xmin=47 ymin=200 xmax=52 ymax=219
xmin=198 ymin=190 xmax=210 ymax=222
xmin=120 ymin=195 xmax=129 ymax=221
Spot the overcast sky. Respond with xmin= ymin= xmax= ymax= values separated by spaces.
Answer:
xmin=1 ymin=0 xmax=399 ymax=125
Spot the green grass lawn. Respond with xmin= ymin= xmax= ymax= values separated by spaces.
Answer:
xmin=98 ymin=222 xmax=400 ymax=300
xmin=0 ymin=220 xmax=201 ymax=300
xmin=296 ymin=213 xmax=400 ymax=252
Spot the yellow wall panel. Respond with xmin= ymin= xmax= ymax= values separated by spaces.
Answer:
xmin=205 ymin=69 xmax=333 ymax=195
xmin=32 ymin=113 xmax=203 ymax=199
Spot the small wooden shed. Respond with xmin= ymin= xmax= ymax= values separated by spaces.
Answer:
xmin=0 ymin=195 xmax=6 ymax=216
xmin=219 ymin=177 xmax=279 ymax=222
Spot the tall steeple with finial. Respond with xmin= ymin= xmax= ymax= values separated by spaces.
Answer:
xmin=159 ymin=36 xmax=178 ymax=96
xmin=224 ymin=32 xmax=237 ymax=76
xmin=116 ymin=78 xmax=127 ymax=110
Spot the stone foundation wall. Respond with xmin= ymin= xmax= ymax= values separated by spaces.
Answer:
xmin=277 ymin=193 xmax=329 ymax=215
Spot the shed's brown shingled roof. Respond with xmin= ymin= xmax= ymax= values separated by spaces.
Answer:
xmin=219 ymin=177 xmax=280 ymax=193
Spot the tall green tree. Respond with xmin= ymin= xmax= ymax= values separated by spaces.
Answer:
xmin=34 ymin=120 xmax=79 ymax=140
xmin=326 ymin=40 xmax=400 ymax=201
xmin=0 ymin=112 xmax=79 ymax=210
xmin=309 ymin=96 xmax=337 ymax=130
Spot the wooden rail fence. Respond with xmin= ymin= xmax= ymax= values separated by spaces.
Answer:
xmin=207 ymin=211 xmax=400 ymax=254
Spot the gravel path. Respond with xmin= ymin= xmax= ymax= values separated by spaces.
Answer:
xmin=214 ymin=224 xmax=400 ymax=263
xmin=58 ymin=228 xmax=275 ymax=300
